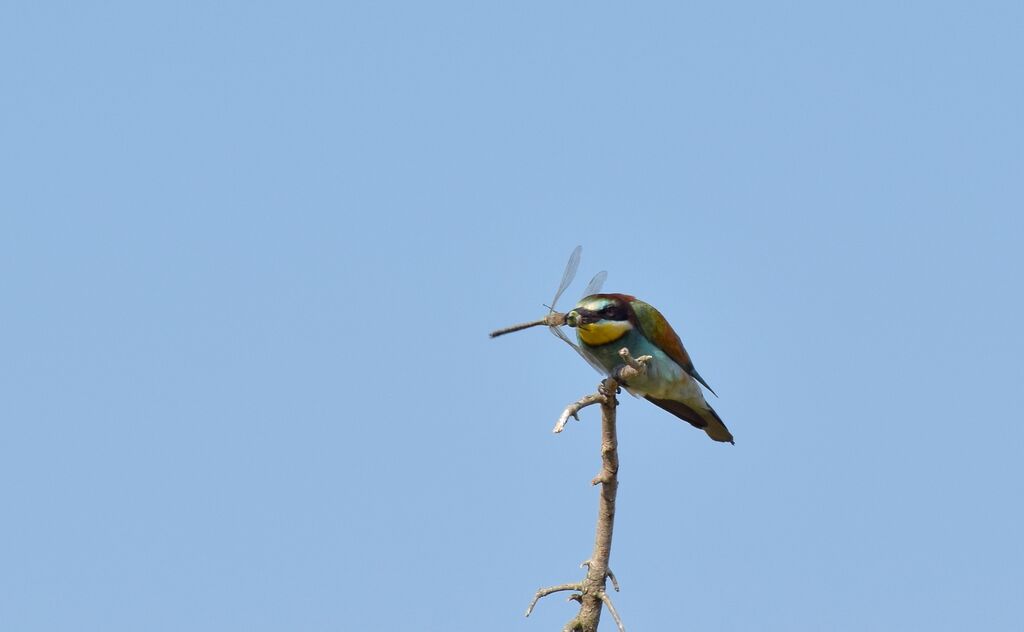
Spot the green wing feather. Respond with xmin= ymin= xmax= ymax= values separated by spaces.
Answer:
xmin=630 ymin=300 xmax=718 ymax=396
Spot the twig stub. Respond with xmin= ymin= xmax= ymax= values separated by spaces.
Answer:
xmin=614 ymin=348 xmax=653 ymax=382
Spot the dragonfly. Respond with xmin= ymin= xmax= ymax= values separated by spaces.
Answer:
xmin=489 ymin=246 xmax=609 ymax=374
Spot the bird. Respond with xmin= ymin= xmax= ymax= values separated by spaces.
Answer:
xmin=565 ymin=293 xmax=733 ymax=444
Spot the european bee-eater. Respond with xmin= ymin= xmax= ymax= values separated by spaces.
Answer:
xmin=566 ymin=294 xmax=733 ymax=444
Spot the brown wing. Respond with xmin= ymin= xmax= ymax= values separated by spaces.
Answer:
xmin=644 ymin=396 xmax=735 ymax=444
xmin=629 ymin=300 xmax=717 ymax=396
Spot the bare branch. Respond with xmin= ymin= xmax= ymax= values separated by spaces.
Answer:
xmin=529 ymin=374 xmax=628 ymax=631
xmin=599 ymin=591 xmax=626 ymax=632
xmin=525 ymin=583 xmax=583 ymax=617
xmin=554 ymin=392 xmax=607 ymax=433
xmin=580 ymin=559 xmax=620 ymax=591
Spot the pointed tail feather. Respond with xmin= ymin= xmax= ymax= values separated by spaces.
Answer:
xmin=644 ymin=396 xmax=735 ymax=444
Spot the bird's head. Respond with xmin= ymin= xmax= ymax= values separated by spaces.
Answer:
xmin=566 ymin=293 xmax=636 ymax=346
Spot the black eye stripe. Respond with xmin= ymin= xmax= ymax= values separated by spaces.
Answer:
xmin=601 ymin=305 xmax=624 ymax=320
xmin=578 ymin=303 xmax=626 ymax=321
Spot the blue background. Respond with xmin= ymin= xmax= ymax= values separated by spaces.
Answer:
xmin=3 ymin=2 xmax=1022 ymax=630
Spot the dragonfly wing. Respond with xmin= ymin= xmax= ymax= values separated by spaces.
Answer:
xmin=582 ymin=270 xmax=607 ymax=298
xmin=549 ymin=325 xmax=609 ymax=376
xmin=550 ymin=245 xmax=581 ymax=313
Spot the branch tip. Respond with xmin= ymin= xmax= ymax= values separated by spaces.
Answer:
xmin=525 ymin=583 xmax=583 ymax=617
xmin=553 ymin=391 xmax=606 ymax=433
xmin=608 ymin=567 xmax=620 ymax=592
xmin=600 ymin=591 xmax=627 ymax=632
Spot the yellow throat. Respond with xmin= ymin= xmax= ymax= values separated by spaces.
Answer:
xmin=577 ymin=320 xmax=632 ymax=346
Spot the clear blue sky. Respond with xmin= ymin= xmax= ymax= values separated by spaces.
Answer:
xmin=2 ymin=2 xmax=1022 ymax=630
